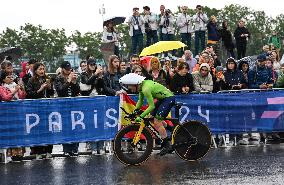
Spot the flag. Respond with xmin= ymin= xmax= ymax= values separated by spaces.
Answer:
xmin=119 ymin=93 xmax=173 ymax=130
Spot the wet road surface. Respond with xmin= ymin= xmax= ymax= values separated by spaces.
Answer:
xmin=1 ymin=144 xmax=284 ymax=185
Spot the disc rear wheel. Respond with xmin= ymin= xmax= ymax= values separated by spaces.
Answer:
xmin=173 ymin=121 xmax=211 ymax=161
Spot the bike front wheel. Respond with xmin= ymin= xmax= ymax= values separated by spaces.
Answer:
xmin=113 ymin=124 xmax=153 ymax=165
xmin=173 ymin=120 xmax=211 ymax=161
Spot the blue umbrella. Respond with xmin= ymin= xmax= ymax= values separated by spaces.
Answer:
xmin=103 ymin=16 xmax=126 ymax=26
xmin=0 ymin=47 xmax=22 ymax=61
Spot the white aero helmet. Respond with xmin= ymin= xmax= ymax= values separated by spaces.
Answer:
xmin=119 ymin=73 xmax=146 ymax=85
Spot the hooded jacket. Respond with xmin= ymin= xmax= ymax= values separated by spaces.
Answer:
xmin=224 ymin=59 xmax=247 ymax=89
xmin=192 ymin=63 xmax=213 ymax=92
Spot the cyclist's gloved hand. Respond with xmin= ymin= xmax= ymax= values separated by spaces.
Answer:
xmin=135 ymin=116 xmax=143 ymax=123
xmin=133 ymin=109 xmax=142 ymax=115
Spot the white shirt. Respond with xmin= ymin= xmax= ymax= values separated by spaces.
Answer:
xmin=102 ymin=28 xmax=119 ymax=46
xmin=176 ymin=13 xmax=193 ymax=34
xmin=159 ymin=15 xmax=175 ymax=34
xmin=192 ymin=13 xmax=208 ymax=31
xmin=143 ymin=13 xmax=158 ymax=31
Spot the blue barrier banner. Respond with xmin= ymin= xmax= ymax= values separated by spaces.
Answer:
xmin=0 ymin=96 xmax=118 ymax=148
xmin=176 ymin=90 xmax=284 ymax=133
xmin=0 ymin=90 xmax=284 ymax=148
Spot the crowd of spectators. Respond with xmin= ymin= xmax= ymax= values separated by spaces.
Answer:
xmin=1 ymin=4 xmax=284 ymax=162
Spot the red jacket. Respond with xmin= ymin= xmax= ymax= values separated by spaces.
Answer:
xmin=0 ymin=86 xmax=13 ymax=101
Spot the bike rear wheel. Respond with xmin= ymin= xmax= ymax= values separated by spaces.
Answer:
xmin=173 ymin=120 xmax=211 ymax=161
xmin=113 ymin=124 xmax=153 ymax=165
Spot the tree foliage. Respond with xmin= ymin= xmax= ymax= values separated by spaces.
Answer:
xmin=69 ymin=31 xmax=103 ymax=60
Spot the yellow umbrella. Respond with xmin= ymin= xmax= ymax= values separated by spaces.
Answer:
xmin=139 ymin=41 xmax=186 ymax=56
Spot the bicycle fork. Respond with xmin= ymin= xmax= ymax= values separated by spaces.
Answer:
xmin=132 ymin=122 xmax=146 ymax=146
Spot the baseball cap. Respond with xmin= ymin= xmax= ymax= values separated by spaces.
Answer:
xmin=257 ymin=54 xmax=267 ymax=62
xmin=61 ymin=61 xmax=72 ymax=70
xmin=87 ymin=58 xmax=96 ymax=65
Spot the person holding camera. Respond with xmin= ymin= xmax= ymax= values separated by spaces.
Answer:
xmin=127 ymin=7 xmax=145 ymax=55
xmin=234 ymin=19 xmax=250 ymax=59
xmin=54 ymin=61 xmax=80 ymax=156
xmin=177 ymin=6 xmax=193 ymax=51
xmin=158 ymin=5 xmax=166 ymax=41
xmin=143 ymin=6 xmax=158 ymax=46
xmin=192 ymin=5 xmax=208 ymax=56
xmin=159 ymin=8 xmax=175 ymax=41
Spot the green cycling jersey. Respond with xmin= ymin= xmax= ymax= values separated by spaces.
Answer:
xmin=135 ymin=80 xmax=174 ymax=118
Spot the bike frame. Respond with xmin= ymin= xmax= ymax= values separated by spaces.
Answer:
xmin=121 ymin=103 xmax=194 ymax=147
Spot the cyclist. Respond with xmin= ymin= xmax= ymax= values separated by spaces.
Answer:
xmin=119 ymin=73 xmax=175 ymax=156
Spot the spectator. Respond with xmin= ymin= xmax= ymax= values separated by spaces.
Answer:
xmin=0 ymin=74 xmax=13 ymax=101
xmin=276 ymin=64 xmax=284 ymax=87
xmin=54 ymin=61 xmax=80 ymax=156
xmin=103 ymin=55 xmax=124 ymax=96
xmin=143 ymin=6 xmax=158 ymax=46
xmin=177 ymin=6 xmax=193 ymax=50
xmin=170 ymin=62 xmax=194 ymax=94
xmin=119 ymin=60 xmax=127 ymax=75
xmin=238 ymin=60 xmax=250 ymax=83
xmin=78 ymin=60 xmax=87 ymax=74
xmin=26 ymin=62 xmax=54 ymax=99
xmin=213 ymin=66 xmax=226 ymax=92
xmin=223 ymin=58 xmax=247 ymax=90
xmin=126 ymin=54 xmax=140 ymax=74
xmin=193 ymin=5 xmax=208 ymax=56
xmin=268 ymin=31 xmax=281 ymax=59
xmin=19 ymin=61 xmax=28 ymax=79
xmin=149 ymin=57 xmax=168 ymax=86
xmin=219 ymin=20 xmax=235 ymax=58
xmin=248 ymin=54 xmax=273 ymax=89
xmin=1 ymin=71 xmax=26 ymax=100
xmin=234 ymin=19 xmax=250 ymax=59
xmin=128 ymin=7 xmax=145 ymax=55
xmin=26 ymin=62 xmax=54 ymax=159
xmin=158 ymin=5 xmax=166 ymax=40
xmin=102 ymin=20 xmax=120 ymax=56
xmin=0 ymin=71 xmax=26 ymax=161
xmin=1 ymin=60 xmax=19 ymax=82
xmin=80 ymin=59 xmax=104 ymax=96
xmin=162 ymin=58 xmax=175 ymax=78
xmin=160 ymin=9 xmax=175 ymax=41
xmin=192 ymin=63 xmax=213 ymax=92
xmin=207 ymin=15 xmax=220 ymax=56
xmin=131 ymin=65 xmax=143 ymax=76
xmin=192 ymin=51 xmax=210 ymax=72
xmin=22 ymin=59 xmax=37 ymax=87
xmin=265 ymin=59 xmax=278 ymax=84
xmin=55 ymin=61 xmax=80 ymax=97
xmin=262 ymin=45 xmax=270 ymax=55
xmin=183 ymin=50 xmax=197 ymax=73
xmin=270 ymin=50 xmax=281 ymax=73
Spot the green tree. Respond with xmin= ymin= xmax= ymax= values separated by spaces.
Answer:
xmin=0 ymin=28 xmax=21 ymax=48
xmin=69 ymin=31 xmax=103 ymax=60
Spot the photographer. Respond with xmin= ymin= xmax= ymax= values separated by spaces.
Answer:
xmin=143 ymin=6 xmax=158 ymax=46
xmin=177 ymin=6 xmax=193 ymax=50
xmin=127 ymin=7 xmax=145 ymax=55
xmin=192 ymin=5 xmax=208 ymax=56
xmin=159 ymin=9 xmax=175 ymax=41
